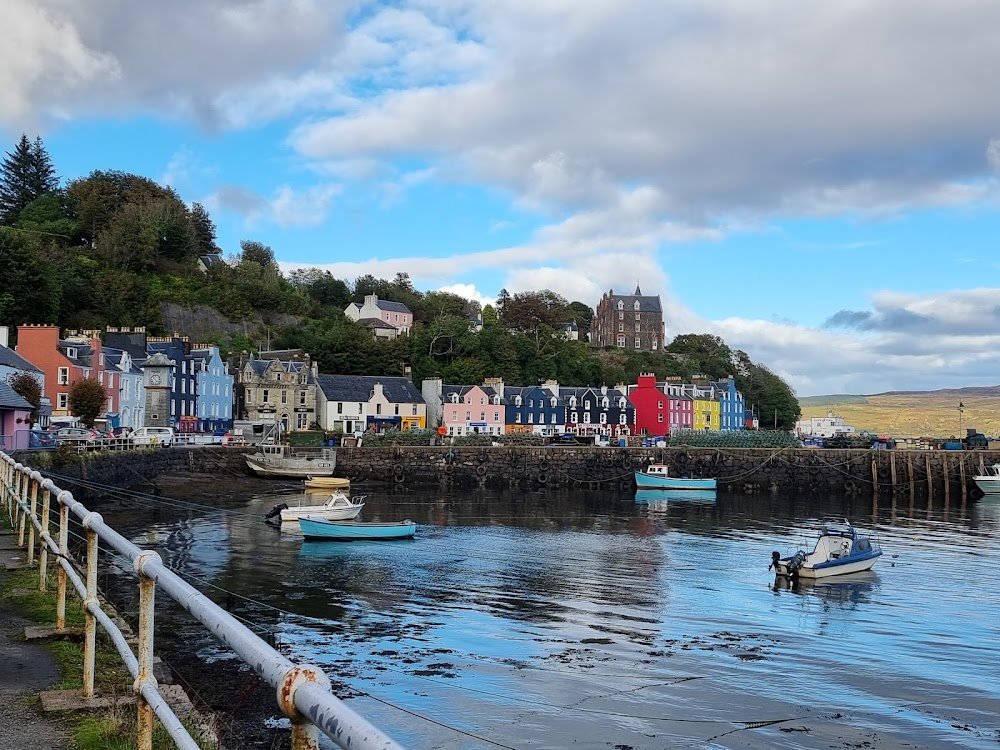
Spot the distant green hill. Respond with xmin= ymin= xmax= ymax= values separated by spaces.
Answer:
xmin=799 ymin=394 xmax=870 ymax=406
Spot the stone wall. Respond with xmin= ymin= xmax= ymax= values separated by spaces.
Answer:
xmin=11 ymin=446 xmax=996 ymax=499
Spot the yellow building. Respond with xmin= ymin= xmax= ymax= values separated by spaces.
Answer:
xmin=692 ymin=397 xmax=720 ymax=430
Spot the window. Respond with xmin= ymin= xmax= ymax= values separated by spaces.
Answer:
xmin=412 ymin=405 xmax=418 ymax=415
xmin=98 ymin=371 xmax=104 ymax=385
xmin=515 ymin=396 xmax=522 ymax=406
xmin=528 ymin=412 xmax=534 ymax=424
xmin=658 ymin=401 xmax=663 ymax=409
xmin=516 ymin=413 xmax=522 ymax=423
xmin=620 ymin=414 xmax=628 ymax=424
xmin=262 ymin=390 xmax=269 ymax=403
xmin=66 ymin=347 xmax=77 ymax=359
xmin=480 ymin=411 xmax=486 ymax=421
xmin=617 ymin=336 xmax=625 ymax=347
xmin=58 ymin=367 xmax=69 ymax=385
xmin=658 ymin=414 xmax=664 ymax=423
xmin=602 ymin=397 xmax=609 ymax=408
xmin=376 ymin=403 xmax=382 ymax=415
xmin=634 ymin=301 xmax=640 ymax=310
xmin=618 ymin=323 xmax=624 ymax=332
xmin=337 ymin=402 xmax=343 ymax=414
xmin=617 ymin=300 xmax=624 ymax=310
xmin=300 ymin=391 xmax=306 ymax=405
xmin=619 ymin=311 xmax=624 ymax=320
xmin=281 ymin=391 xmax=287 ymax=404
xmin=494 ymin=412 xmax=500 ymax=421
xmin=465 ymin=411 xmax=471 ymax=420
xmin=570 ymin=411 xmax=578 ymax=423
xmin=635 ymin=338 xmax=641 ymax=348
xmin=107 ymin=396 xmax=113 ymax=411
xmin=600 ymin=413 xmax=607 ymax=424
xmin=635 ymin=313 xmax=640 ymax=320
xmin=584 ymin=412 xmax=591 ymax=423
xmin=551 ymin=413 xmax=557 ymax=423
xmin=652 ymin=339 xmax=658 ymax=350
xmin=394 ymin=404 xmax=399 ymax=415
xmin=58 ymin=393 xmax=68 ymax=410
xmin=297 ymin=412 xmax=309 ymax=429
xmin=635 ymin=323 xmax=640 ymax=332
xmin=480 ymin=397 xmax=485 ymax=405
xmin=451 ymin=410 xmax=458 ymax=420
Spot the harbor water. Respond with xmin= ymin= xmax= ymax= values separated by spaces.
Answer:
xmin=98 ymin=480 xmax=1000 ymax=749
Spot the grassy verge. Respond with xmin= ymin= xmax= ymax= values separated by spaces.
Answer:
xmin=1 ymin=529 xmax=214 ymax=749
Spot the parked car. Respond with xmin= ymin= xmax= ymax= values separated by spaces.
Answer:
xmin=28 ymin=430 xmax=58 ymax=449
xmin=53 ymin=427 xmax=101 ymax=444
xmin=129 ymin=426 xmax=175 ymax=446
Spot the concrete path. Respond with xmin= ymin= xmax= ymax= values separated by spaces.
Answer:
xmin=0 ymin=531 xmax=69 ymax=750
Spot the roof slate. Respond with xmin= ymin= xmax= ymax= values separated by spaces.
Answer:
xmin=317 ymin=374 xmax=423 ymax=403
xmin=0 ymin=380 xmax=33 ymax=410
xmin=0 ymin=345 xmax=41 ymax=373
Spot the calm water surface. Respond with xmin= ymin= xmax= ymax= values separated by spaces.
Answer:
xmin=104 ymin=484 xmax=1000 ymax=749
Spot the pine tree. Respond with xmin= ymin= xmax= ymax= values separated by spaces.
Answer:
xmin=0 ymin=134 xmax=59 ymax=224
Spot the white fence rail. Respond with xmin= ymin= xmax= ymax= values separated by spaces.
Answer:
xmin=1 ymin=452 xmax=405 ymax=750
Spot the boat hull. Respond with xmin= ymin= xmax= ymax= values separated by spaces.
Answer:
xmin=634 ymin=472 xmax=717 ymax=490
xmin=280 ymin=505 xmax=363 ymax=522
xmin=298 ymin=518 xmax=416 ymax=541
xmin=973 ymin=477 xmax=1000 ymax=495
xmin=774 ymin=551 xmax=881 ymax=579
xmin=304 ymin=477 xmax=351 ymax=489
xmin=245 ymin=456 xmax=336 ymax=478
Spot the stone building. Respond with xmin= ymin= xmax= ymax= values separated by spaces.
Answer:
xmin=237 ymin=353 xmax=319 ymax=432
xmin=590 ymin=286 xmax=665 ymax=352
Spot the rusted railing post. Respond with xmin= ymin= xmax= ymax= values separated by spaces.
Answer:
xmin=280 ymin=666 xmax=332 ymax=750
xmin=135 ymin=551 xmax=160 ymax=750
xmin=82 ymin=512 xmax=102 ymax=698
xmin=38 ymin=486 xmax=51 ymax=591
xmin=56 ymin=493 xmax=70 ymax=632
xmin=27 ymin=474 xmax=39 ymax=565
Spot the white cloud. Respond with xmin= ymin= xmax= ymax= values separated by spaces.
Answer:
xmin=206 ymin=182 xmax=341 ymax=227
xmin=436 ymin=283 xmax=494 ymax=309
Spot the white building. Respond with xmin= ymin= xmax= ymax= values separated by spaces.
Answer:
xmin=344 ymin=295 xmax=413 ymax=338
xmin=795 ymin=411 xmax=857 ymax=438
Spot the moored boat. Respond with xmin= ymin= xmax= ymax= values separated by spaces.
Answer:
xmin=770 ymin=521 xmax=882 ymax=579
xmin=298 ymin=518 xmax=417 ymax=541
xmin=973 ymin=464 xmax=1000 ymax=495
xmin=264 ymin=490 xmax=365 ymax=523
xmin=245 ymin=445 xmax=337 ymax=478
xmin=634 ymin=463 xmax=717 ymax=490
xmin=304 ymin=476 xmax=351 ymax=490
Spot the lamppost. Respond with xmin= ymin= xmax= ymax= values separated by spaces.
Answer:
xmin=958 ymin=401 xmax=965 ymax=436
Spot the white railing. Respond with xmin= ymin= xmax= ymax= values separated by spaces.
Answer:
xmin=1 ymin=452 xmax=404 ymax=750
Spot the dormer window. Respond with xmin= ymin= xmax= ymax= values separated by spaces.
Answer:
xmin=515 ymin=396 xmax=522 ymax=406
xmin=66 ymin=347 xmax=77 ymax=359
xmin=451 ymin=393 xmax=459 ymax=404
xmin=619 ymin=398 xmax=627 ymax=408
xmin=633 ymin=301 xmax=640 ymax=310
xmin=569 ymin=396 xmax=577 ymax=407
xmin=617 ymin=300 xmax=624 ymax=310
xmin=550 ymin=397 xmax=557 ymax=407
xmin=602 ymin=397 xmax=609 ymax=409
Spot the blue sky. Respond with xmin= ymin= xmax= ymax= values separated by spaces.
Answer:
xmin=4 ymin=1 xmax=1000 ymax=396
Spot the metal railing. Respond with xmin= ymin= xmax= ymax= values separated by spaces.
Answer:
xmin=1 ymin=452 xmax=405 ymax=750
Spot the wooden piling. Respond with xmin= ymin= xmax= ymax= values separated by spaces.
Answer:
xmin=871 ymin=456 xmax=879 ymax=502
xmin=890 ymin=452 xmax=897 ymax=491
xmin=925 ymin=454 xmax=933 ymax=502
xmin=943 ymin=454 xmax=950 ymax=508
xmin=908 ymin=454 xmax=915 ymax=508
xmin=960 ymin=454 xmax=967 ymax=503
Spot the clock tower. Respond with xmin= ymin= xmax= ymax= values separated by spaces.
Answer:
xmin=142 ymin=352 xmax=174 ymax=428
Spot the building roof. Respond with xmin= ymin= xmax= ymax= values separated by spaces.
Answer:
xmin=103 ymin=347 xmax=143 ymax=376
xmin=358 ymin=318 xmax=399 ymax=330
xmin=608 ymin=292 xmax=662 ymax=313
xmin=0 ymin=345 xmax=41 ymax=373
xmin=317 ymin=374 xmax=423 ymax=404
xmin=246 ymin=357 xmax=315 ymax=382
xmin=373 ymin=299 xmax=411 ymax=313
xmin=0 ymin=380 xmax=33 ymax=410
xmin=199 ymin=254 xmax=225 ymax=268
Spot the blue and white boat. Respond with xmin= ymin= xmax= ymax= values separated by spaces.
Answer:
xmin=770 ymin=522 xmax=881 ymax=579
xmin=634 ymin=463 xmax=717 ymax=490
xmin=299 ymin=517 xmax=417 ymax=541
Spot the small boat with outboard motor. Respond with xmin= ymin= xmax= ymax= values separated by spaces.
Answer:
xmin=298 ymin=517 xmax=416 ymax=541
xmin=769 ymin=521 xmax=881 ymax=579
xmin=264 ymin=490 xmax=365 ymax=523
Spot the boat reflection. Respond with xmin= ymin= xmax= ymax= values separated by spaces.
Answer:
xmin=771 ymin=570 xmax=877 ymax=606
xmin=634 ymin=488 xmax=717 ymax=504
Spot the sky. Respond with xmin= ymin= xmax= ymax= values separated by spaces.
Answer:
xmin=3 ymin=1 xmax=1000 ymax=397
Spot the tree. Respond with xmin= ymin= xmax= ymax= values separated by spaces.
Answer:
xmin=67 ymin=377 xmax=107 ymax=427
xmin=0 ymin=135 xmax=59 ymax=224
xmin=189 ymin=202 xmax=219 ymax=256
xmin=9 ymin=372 xmax=41 ymax=426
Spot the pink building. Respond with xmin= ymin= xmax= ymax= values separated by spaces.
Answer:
xmin=0 ymin=381 xmax=33 ymax=450
xmin=439 ymin=384 xmax=505 ymax=437
xmin=664 ymin=379 xmax=694 ymax=432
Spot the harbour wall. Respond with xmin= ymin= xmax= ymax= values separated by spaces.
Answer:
xmin=13 ymin=446 xmax=997 ymax=500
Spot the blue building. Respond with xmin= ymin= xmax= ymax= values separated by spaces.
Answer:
xmin=714 ymin=376 xmax=746 ymax=431
xmin=561 ymin=385 xmax=634 ymax=437
xmin=504 ymin=384 xmax=563 ymax=435
xmin=147 ymin=337 xmax=198 ymax=431
xmin=191 ymin=345 xmax=234 ymax=432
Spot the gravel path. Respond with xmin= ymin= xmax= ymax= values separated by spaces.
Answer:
xmin=0 ymin=534 xmax=70 ymax=750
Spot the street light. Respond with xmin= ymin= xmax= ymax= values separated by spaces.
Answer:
xmin=958 ymin=401 xmax=965 ymax=435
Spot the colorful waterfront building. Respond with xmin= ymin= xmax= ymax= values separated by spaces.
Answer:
xmin=561 ymin=385 xmax=634 ymax=437
xmin=627 ymin=373 xmax=671 ymax=436
xmin=503 ymin=381 xmax=563 ymax=435
xmin=191 ymin=345 xmax=234 ymax=433
xmin=316 ymin=375 xmax=425 ymax=433
xmin=714 ymin=376 xmax=746 ymax=431
xmin=424 ymin=382 xmax=505 ymax=437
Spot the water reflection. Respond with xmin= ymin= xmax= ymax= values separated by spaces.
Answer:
xmin=633 ymin=488 xmax=717 ymax=504
xmin=95 ymin=483 xmax=1000 ymax=750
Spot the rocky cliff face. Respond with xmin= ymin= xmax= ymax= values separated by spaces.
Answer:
xmin=159 ymin=302 xmax=301 ymax=343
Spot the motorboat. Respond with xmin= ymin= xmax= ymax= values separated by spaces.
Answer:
xmin=265 ymin=491 xmax=365 ymax=523
xmin=770 ymin=521 xmax=882 ymax=579
xmin=634 ymin=488 xmax=717 ymax=504
xmin=298 ymin=518 xmax=416 ymax=541
xmin=303 ymin=476 xmax=351 ymax=490
xmin=973 ymin=463 xmax=1000 ymax=495
xmin=245 ymin=445 xmax=337 ymax=478
xmin=634 ymin=463 xmax=717 ymax=490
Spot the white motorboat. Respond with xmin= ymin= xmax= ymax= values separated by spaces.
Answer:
xmin=245 ymin=445 xmax=337 ymax=478
xmin=265 ymin=491 xmax=365 ymax=523
xmin=973 ymin=464 xmax=1000 ymax=495
xmin=770 ymin=521 xmax=882 ymax=579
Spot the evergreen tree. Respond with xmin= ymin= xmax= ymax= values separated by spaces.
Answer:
xmin=189 ymin=202 xmax=219 ymax=255
xmin=0 ymin=135 xmax=59 ymax=224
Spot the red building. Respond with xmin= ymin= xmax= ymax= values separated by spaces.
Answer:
xmin=628 ymin=373 xmax=671 ymax=436
xmin=16 ymin=326 xmax=113 ymax=424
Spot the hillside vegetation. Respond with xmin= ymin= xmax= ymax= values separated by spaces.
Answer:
xmin=0 ymin=135 xmax=801 ymax=429
xmin=801 ymin=390 xmax=1000 ymax=438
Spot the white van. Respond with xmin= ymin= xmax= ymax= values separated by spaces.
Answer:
xmin=130 ymin=427 xmax=175 ymax=446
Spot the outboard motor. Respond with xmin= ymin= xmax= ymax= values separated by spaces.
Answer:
xmin=787 ymin=550 xmax=806 ymax=578
xmin=769 ymin=551 xmax=781 ymax=571
xmin=264 ymin=503 xmax=288 ymax=520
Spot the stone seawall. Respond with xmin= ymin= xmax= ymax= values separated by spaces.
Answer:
xmin=11 ymin=446 xmax=996 ymax=499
